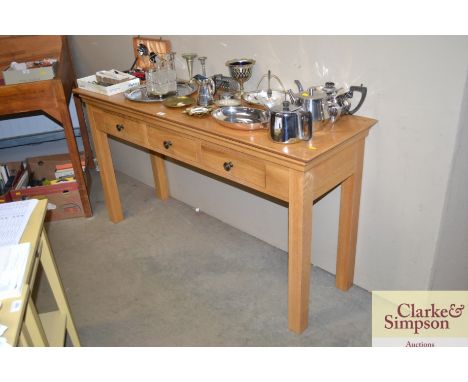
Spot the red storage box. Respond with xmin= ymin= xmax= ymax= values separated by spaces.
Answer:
xmin=9 ymin=153 xmax=88 ymax=221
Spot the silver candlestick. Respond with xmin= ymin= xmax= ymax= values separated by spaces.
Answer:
xmin=182 ymin=53 xmax=197 ymax=81
xmin=169 ymin=51 xmax=176 ymax=70
xmin=198 ymin=56 xmax=207 ymax=77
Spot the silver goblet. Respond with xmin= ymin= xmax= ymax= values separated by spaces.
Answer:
xmin=225 ymin=58 xmax=256 ymax=97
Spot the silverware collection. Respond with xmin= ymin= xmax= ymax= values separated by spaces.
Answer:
xmin=125 ymin=45 xmax=368 ymax=144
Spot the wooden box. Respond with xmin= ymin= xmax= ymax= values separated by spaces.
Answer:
xmin=132 ymin=36 xmax=171 ymax=71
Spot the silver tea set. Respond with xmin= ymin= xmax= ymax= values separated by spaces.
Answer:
xmin=270 ymin=80 xmax=367 ymax=144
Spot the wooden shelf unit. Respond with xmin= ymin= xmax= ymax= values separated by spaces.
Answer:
xmin=0 ymin=35 xmax=93 ymax=218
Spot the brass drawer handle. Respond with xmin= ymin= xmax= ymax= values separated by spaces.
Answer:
xmin=223 ymin=161 xmax=234 ymax=171
xmin=163 ymin=140 xmax=173 ymax=149
xmin=116 ymin=123 xmax=124 ymax=132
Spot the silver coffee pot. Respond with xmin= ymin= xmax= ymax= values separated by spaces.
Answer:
xmin=320 ymin=82 xmax=367 ymax=122
xmin=289 ymin=81 xmax=367 ymax=123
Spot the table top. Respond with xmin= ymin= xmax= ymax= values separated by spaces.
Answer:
xmin=0 ymin=200 xmax=47 ymax=346
xmin=74 ymin=88 xmax=377 ymax=165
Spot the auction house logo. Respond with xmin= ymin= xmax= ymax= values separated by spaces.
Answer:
xmin=372 ymin=291 xmax=468 ymax=347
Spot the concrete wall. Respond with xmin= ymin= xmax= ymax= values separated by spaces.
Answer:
xmin=431 ymin=74 xmax=468 ymax=290
xmin=68 ymin=36 xmax=468 ymax=291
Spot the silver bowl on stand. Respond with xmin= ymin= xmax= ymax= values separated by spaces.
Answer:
xmin=225 ymin=58 xmax=256 ymax=98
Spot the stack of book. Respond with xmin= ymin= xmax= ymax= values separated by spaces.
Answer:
xmin=0 ymin=162 xmax=28 ymax=198
xmin=0 ymin=164 xmax=14 ymax=195
xmin=54 ymin=160 xmax=85 ymax=180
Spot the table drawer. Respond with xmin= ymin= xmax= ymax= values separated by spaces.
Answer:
xmin=93 ymin=108 xmax=148 ymax=147
xmin=200 ymin=143 xmax=266 ymax=188
xmin=147 ymin=124 xmax=199 ymax=163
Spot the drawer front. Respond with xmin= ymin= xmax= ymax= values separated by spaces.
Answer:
xmin=266 ymin=164 xmax=289 ymax=201
xmin=93 ymin=109 xmax=148 ymax=147
xmin=147 ymin=124 xmax=199 ymax=163
xmin=200 ymin=143 xmax=266 ymax=188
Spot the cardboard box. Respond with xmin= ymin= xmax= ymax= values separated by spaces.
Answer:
xmin=10 ymin=181 xmax=84 ymax=221
xmin=26 ymin=152 xmax=86 ymax=180
xmin=3 ymin=62 xmax=58 ymax=85
xmin=77 ymin=74 xmax=140 ymax=96
xmin=10 ymin=153 xmax=88 ymax=221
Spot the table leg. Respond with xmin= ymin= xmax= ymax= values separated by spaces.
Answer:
xmin=73 ymin=93 xmax=95 ymax=169
xmin=288 ymin=170 xmax=313 ymax=334
xmin=23 ymin=301 xmax=49 ymax=346
xmin=336 ymin=140 xmax=365 ymax=291
xmin=87 ymin=109 xmax=124 ymax=223
xmin=40 ymin=230 xmax=81 ymax=346
xmin=58 ymin=94 xmax=93 ymax=218
xmin=150 ymin=152 xmax=170 ymax=200
xmin=19 ymin=329 xmax=33 ymax=347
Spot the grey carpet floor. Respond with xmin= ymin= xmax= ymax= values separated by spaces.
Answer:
xmin=41 ymin=170 xmax=371 ymax=346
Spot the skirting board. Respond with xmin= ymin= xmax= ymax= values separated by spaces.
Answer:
xmin=0 ymin=127 xmax=81 ymax=149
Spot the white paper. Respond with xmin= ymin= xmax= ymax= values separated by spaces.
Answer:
xmin=9 ymin=300 xmax=22 ymax=313
xmin=10 ymin=61 xmax=27 ymax=71
xmin=0 ymin=336 xmax=11 ymax=347
xmin=0 ymin=243 xmax=30 ymax=300
xmin=0 ymin=199 xmax=38 ymax=247
xmin=0 ymin=324 xmax=7 ymax=336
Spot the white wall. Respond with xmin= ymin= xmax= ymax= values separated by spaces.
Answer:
xmin=69 ymin=36 xmax=468 ymax=291
xmin=431 ymin=73 xmax=468 ymax=290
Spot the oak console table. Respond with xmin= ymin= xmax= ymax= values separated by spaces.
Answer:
xmin=74 ymin=87 xmax=376 ymax=333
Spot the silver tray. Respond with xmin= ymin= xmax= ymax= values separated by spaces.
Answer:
xmin=124 ymin=81 xmax=197 ymax=103
xmin=211 ymin=106 xmax=269 ymax=131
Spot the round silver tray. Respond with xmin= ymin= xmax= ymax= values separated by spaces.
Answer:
xmin=211 ymin=106 xmax=269 ymax=131
xmin=124 ymin=81 xmax=197 ymax=103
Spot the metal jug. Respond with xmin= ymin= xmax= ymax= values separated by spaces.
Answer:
xmin=194 ymin=74 xmax=216 ymax=106
xmin=269 ymin=101 xmax=313 ymax=144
